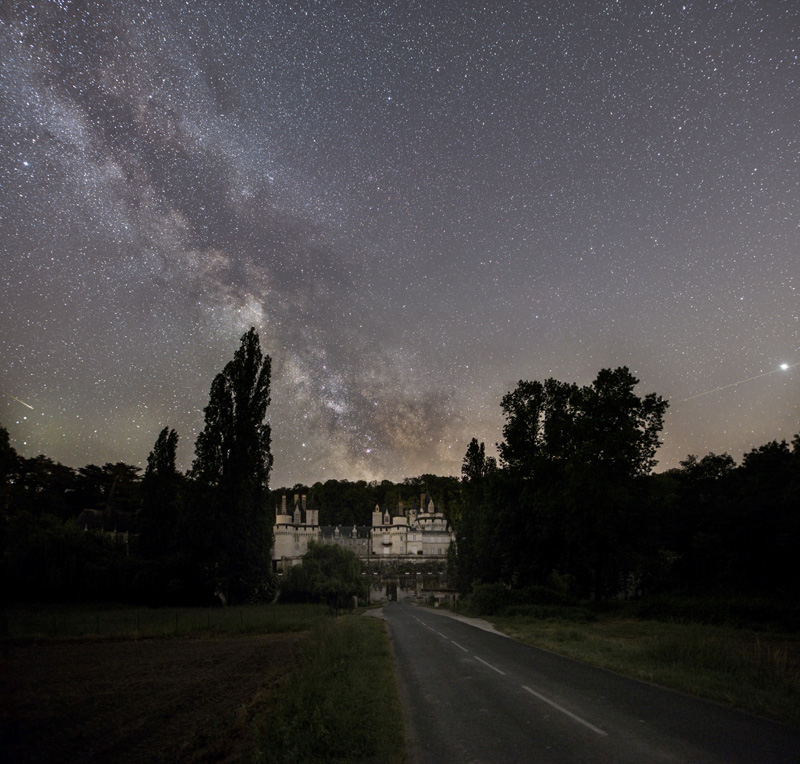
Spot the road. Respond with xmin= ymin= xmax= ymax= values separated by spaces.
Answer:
xmin=381 ymin=602 xmax=800 ymax=764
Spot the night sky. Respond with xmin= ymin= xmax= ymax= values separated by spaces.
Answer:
xmin=2 ymin=1 xmax=798 ymax=486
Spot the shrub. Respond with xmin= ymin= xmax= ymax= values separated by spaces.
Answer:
xmin=466 ymin=582 xmax=581 ymax=616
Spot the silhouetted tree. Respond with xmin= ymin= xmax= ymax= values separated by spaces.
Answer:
xmin=0 ymin=425 xmax=18 ymax=508
xmin=467 ymin=367 xmax=668 ymax=599
xmin=462 ymin=438 xmax=492 ymax=485
xmin=139 ymin=427 xmax=182 ymax=560
xmin=190 ymin=328 xmax=274 ymax=603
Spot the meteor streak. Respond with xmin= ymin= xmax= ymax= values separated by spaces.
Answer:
xmin=2 ymin=391 xmax=34 ymax=409
xmin=680 ymin=362 xmax=798 ymax=403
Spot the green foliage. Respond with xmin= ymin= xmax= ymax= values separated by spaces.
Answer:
xmin=486 ymin=613 xmax=800 ymax=728
xmin=251 ymin=616 xmax=406 ymax=764
xmin=465 ymin=581 xmax=581 ymax=616
xmin=280 ymin=542 xmax=368 ymax=610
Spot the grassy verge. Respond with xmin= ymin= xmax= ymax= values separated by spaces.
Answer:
xmin=2 ymin=605 xmax=408 ymax=762
xmin=485 ymin=613 xmax=800 ymax=728
xmin=0 ymin=602 xmax=330 ymax=640
xmin=246 ymin=615 xmax=406 ymax=764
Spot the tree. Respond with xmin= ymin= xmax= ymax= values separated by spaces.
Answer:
xmin=190 ymin=328 xmax=274 ymax=603
xmin=486 ymin=367 xmax=669 ymax=598
xmin=280 ymin=542 xmax=367 ymax=610
xmin=139 ymin=427 xmax=182 ymax=560
xmin=146 ymin=427 xmax=179 ymax=479
xmin=14 ymin=455 xmax=78 ymax=519
xmin=498 ymin=378 xmax=582 ymax=476
xmin=0 ymin=425 xmax=18 ymax=503
xmin=578 ymin=367 xmax=668 ymax=479
xmin=462 ymin=438 xmax=497 ymax=485
xmin=192 ymin=327 xmax=273 ymax=491
xmin=498 ymin=368 xmax=667 ymax=480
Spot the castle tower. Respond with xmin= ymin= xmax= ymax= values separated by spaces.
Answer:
xmin=306 ymin=495 xmax=319 ymax=526
xmin=276 ymin=494 xmax=292 ymax=524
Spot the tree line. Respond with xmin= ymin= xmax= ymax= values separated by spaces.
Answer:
xmin=271 ymin=474 xmax=461 ymax=528
xmin=1 ymin=328 xmax=275 ymax=605
xmin=0 ymin=327 xmax=459 ymax=606
xmin=3 ymin=350 xmax=797 ymax=607
xmin=455 ymin=366 xmax=799 ymax=602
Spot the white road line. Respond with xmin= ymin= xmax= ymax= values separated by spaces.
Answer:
xmin=451 ymin=640 xmax=468 ymax=652
xmin=522 ymin=685 xmax=608 ymax=737
xmin=474 ymin=656 xmax=506 ymax=675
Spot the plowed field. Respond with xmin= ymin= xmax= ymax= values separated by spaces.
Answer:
xmin=1 ymin=633 xmax=301 ymax=763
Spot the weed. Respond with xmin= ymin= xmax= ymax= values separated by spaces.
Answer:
xmin=250 ymin=616 xmax=406 ymax=764
xmin=485 ymin=614 xmax=800 ymax=728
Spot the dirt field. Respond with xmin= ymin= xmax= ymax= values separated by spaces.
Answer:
xmin=0 ymin=633 xmax=302 ymax=764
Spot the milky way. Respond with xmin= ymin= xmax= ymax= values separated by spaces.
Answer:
xmin=1 ymin=1 xmax=798 ymax=485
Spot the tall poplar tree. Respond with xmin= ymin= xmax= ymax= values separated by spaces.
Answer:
xmin=191 ymin=328 xmax=274 ymax=603
xmin=139 ymin=427 xmax=181 ymax=560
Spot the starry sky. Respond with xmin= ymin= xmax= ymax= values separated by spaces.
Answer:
xmin=1 ymin=0 xmax=798 ymax=486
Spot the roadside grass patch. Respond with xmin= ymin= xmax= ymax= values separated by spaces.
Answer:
xmin=487 ymin=613 xmax=800 ymax=728
xmin=249 ymin=615 xmax=406 ymax=764
xmin=0 ymin=602 xmax=329 ymax=641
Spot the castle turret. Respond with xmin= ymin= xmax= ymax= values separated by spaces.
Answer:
xmin=372 ymin=504 xmax=383 ymax=527
xmin=276 ymin=494 xmax=292 ymax=524
xmin=305 ymin=495 xmax=319 ymax=526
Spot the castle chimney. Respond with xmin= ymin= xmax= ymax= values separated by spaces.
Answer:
xmin=282 ymin=495 xmax=287 ymax=513
xmin=302 ymin=494 xmax=307 ymax=511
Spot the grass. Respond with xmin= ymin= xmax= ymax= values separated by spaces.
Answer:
xmin=2 ymin=603 xmax=408 ymax=762
xmin=246 ymin=615 xmax=407 ymax=764
xmin=485 ymin=612 xmax=800 ymax=728
xmin=0 ymin=601 xmax=329 ymax=640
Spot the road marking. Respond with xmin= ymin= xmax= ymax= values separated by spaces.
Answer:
xmin=522 ymin=685 xmax=608 ymax=737
xmin=420 ymin=621 xmax=449 ymax=640
xmin=408 ymin=608 xmax=608 ymax=738
xmin=475 ymin=656 xmax=505 ymax=675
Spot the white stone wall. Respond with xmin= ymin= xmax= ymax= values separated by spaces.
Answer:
xmin=272 ymin=493 xmax=454 ymax=567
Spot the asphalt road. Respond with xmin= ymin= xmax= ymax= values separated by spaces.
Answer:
xmin=381 ymin=602 xmax=800 ymax=764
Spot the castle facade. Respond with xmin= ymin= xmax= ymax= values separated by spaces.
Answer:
xmin=272 ymin=492 xmax=454 ymax=573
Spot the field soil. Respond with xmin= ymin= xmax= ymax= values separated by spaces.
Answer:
xmin=1 ymin=633 xmax=302 ymax=764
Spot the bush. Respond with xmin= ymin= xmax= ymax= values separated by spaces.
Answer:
xmin=466 ymin=582 xmax=581 ymax=616
xmin=278 ymin=543 xmax=368 ymax=611
xmin=632 ymin=595 xmax=800 ymax=632
xmin=500 ymin=604 xmax=596 ymax=622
